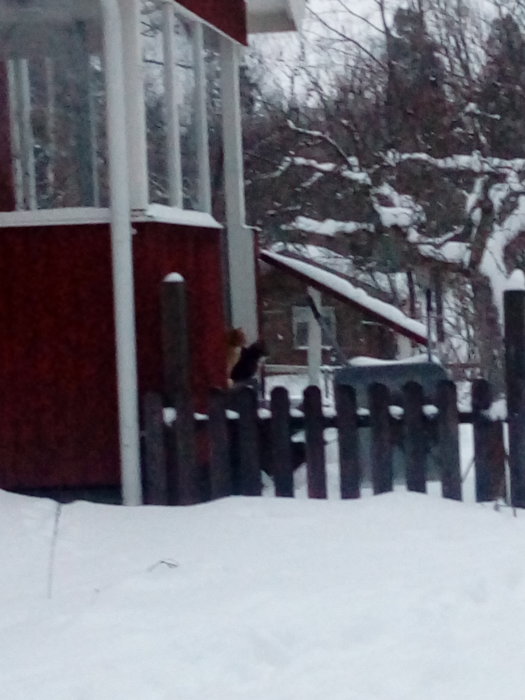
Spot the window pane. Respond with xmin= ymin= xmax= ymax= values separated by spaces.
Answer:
xmin=204 ymin=25 xmax=224 ymax=221
xmin=292 ymin=306 xmax=337 ymax=349
xmin=294 ymin=320 xmax=308 ymax=348
xmin=175 ymin=14 xmax=198 ymax=209
xmin=142 ymin=1 xmax=218 ymax=212
xmin=2 ymin=3 xmax=107 ymax=209
xmin=142 ymin=1 xmax=168 ymax=204
xmin=321 ymin=309 xmax=336 ymax=346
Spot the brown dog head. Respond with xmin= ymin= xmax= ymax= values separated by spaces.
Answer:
xmin=225 ymin=327 xmax=247 ymax=348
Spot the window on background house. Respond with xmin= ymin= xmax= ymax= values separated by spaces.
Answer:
xmin=292 ymin=306 xmax=336 ymax=349
xmin=142 ymin=0 xmax=222 ymax=214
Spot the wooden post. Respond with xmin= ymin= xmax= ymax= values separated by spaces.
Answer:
xmin=165 ymin=423 xmax=179 ymax=505
xmin=142 ymin=392 xmax=168 ymax=505
xmin=435 ymin=380 xmax=462 ymax=500
xmin=335 ymin=384 xmax=360 ymax=499
xmin=161 ymin=274 xmax=199 ymax=505
xmin=271 ymin=387 xmax=294 ymax=497
xmin=236 ymin=387 xmax=262 ymax=496
xmin=403 ymin=382 xmax=427 ymax=493
xmin=504 ymin=289 xmax=525 ymax=507
xmin=472 ymin=379 xmax=506 ymax=502
xmin=304 ymin=385 xmax=327 ymax=498
xmin=208 ymin=389 xmax=232 ymax=500
xmin=369 ymin=383 xmax=393 ymax=494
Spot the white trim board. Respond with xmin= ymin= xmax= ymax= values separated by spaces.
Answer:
xmin=247 ymin=0 xmax=305 ymax=34
xmin=0 ymin=207 xmax=111 ymax=228
xmin=0 ymin=205 xmax=222 ymax=229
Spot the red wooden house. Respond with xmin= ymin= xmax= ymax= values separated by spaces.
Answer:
xmin=0 ymin=0 xmax=304 ymax=503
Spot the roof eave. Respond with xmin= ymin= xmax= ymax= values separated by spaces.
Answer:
xmin=260 ymin=250 xmax=429 ymax=347
xmin=247 ymin=0 xmax=306 ymax=34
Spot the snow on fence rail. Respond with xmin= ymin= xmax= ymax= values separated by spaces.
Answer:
xmin=142 ymin=378 xmax=511 ymax=507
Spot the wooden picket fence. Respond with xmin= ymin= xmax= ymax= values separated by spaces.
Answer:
xmin=146 ymin=277 xmax=525 ymax=510
xmin=141 ymin=377 xmax=518 ymax=507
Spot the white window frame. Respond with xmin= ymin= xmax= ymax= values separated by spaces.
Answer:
xmin=158 ymin=1 xmax=214 ymax=214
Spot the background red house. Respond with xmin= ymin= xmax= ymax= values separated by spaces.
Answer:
xmin=0 ymin=0 xmax=304 ymax=503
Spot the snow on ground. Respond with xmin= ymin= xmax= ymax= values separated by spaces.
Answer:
xmin=0 ymin=374 xmax=511 ymax=698
xmin=1 ymin=481 xmax=524 ymax=699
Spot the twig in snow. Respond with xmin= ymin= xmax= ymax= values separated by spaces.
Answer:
xmin=47 ymin=502 xmax=63 ymax=600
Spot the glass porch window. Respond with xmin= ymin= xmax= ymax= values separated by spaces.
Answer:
xmin=0 ymin=0 xmax=227 ymax=218
xmin=0 ymin=0 xmax=107 ymax=210
xmin=142 ymin=0 xmax=221 ymax=215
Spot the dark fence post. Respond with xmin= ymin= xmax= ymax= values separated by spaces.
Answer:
xmin=369 ymin=383 xmax=393 ymax=494
xmin=165 ymin=423 xmax=178 ymax=505
xmin=335 ymin=383 xmax=360 ymax=499
xmin=208 ymin=389 xmax=232 ymax=500
xmin=270 ymin=387 xmax=294 ymax=497
xmin=142 ymin=392 xmax=168 ymax=505
xmin=435 ymin=380 xmax=462 ymax=500
xmin=161 ymin=274 xmax=199 ymax=505
xmin=472 ymin=379 xmax=506 ymax=502
xmin=304 ymin=385 xmax=327 ymax=498
xmin=236 ymin=386 xmax=262 ymax=496
xmin=504 ymin=288 xmax=525 ymax=507
xmin=403 ymin=382 xmax=427 ymax=493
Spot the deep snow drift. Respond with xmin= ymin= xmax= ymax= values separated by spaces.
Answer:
xmin=1 ymin=488 xmax=524 ymax=699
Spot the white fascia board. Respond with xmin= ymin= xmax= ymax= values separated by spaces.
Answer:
xmin=0 ymin=207 xmax=111 ymax=228
xmin=288 ymin=0 xmax=306 ymax=27
xmin=247 ymin=11 xmax=294 ymax=33
xmin=247 ymin=0 xmax=305 ymax=34
xmin=0 ymin=205 xmax=222 ymax=230
xmin=132 ymin=204 xmax=222 ymax=229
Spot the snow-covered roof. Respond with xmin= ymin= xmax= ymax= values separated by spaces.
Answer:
xmin=260 ymin=249 xmax=428 ymax=346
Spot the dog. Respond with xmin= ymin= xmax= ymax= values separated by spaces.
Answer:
xmin=225 ymin=327 xmax=247 ymax=388
xmin=230 ymin=340 xmax=267 ymax=384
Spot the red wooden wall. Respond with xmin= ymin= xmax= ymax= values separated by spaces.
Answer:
xmin=133 ymin=222 xmax=227 ymax=409
xmin=0 ymin=223 xmax=227 ymax=490
xmin=177 ymin=0 xmax=247 ymax=44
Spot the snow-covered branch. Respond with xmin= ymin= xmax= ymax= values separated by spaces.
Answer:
xmin=288 ymin=216 xmax=375 ymax=236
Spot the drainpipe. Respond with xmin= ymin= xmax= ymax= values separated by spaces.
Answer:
xmin=100 ymin=0 xmax=143 ymax=505
xmin=307 ymin=287 xmax=322 ymax=387
xmin=220 ymin=36 xmax=258 ymax=342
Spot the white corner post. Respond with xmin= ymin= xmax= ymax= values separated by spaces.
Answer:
xmin=121 ymin=0 xmax=149 ymax=211
xmin=162 ymin=1 xmax=184 ymax=208
xmin=220 ymin=36 xmax=258 ymax=341
xmin=307 ymin=287 xmax=322 ymax=387
xmin=101 ymin=0 xmax=143 ymax=505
